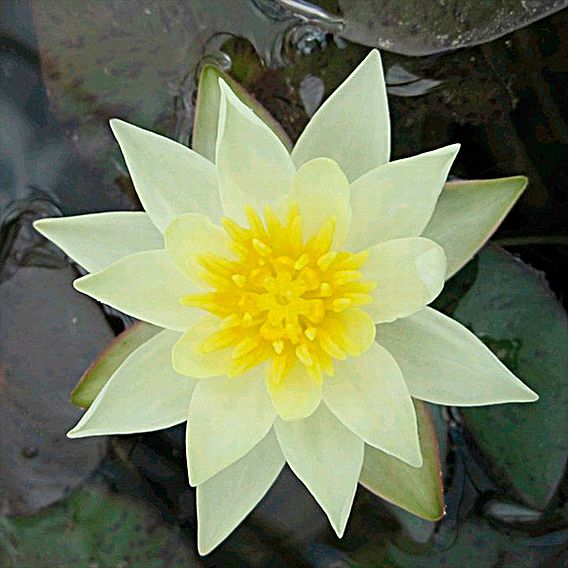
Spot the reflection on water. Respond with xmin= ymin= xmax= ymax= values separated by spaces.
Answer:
xmin=1 ymin=0 xmax=567 ymax=566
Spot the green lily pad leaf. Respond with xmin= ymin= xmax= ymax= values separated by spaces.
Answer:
xmin=0 ymin=485 xmax=200 ymax=568
xmin=423 ymin=177 xmax=527 ymax=279
xmin=193 ymin=64 xmax=292 ymax=162
xmin=71 ymin=321 xmax=160 ymax=409
xmin=0 ymin=206 xmax=109 ymax=515
xmin=360 ymin=401 xmax=444 ymax=521
xmin=333 ymin=0 xmax=567 ymax=56
xmin=453 ymin=246 xmax=568 ymax=509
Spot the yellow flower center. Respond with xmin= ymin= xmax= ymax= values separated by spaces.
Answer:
xmin=182 ymin=204 xmax=375 ymax=383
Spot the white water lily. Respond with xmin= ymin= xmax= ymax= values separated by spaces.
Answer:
xmin=34 ymin=50 xmax=537 ymax=554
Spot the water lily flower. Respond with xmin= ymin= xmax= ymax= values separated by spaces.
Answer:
xmin=34 ymin=49 xmax=537 ymax=554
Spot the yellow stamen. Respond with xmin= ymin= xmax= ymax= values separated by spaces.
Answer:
xmin=181 ymin=202 xmax=374 ymax=383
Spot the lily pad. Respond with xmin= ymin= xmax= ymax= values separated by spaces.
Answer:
xmin=360 ymin=401 xmax=444 ymax=521
xmin=71 ymin=321 xmax=160 ymax=408
xmin=453 ymin=246 xmax=568 ymax=509
xmin=0 ymin=206 xmax=111 ymax=515
xmin=332 ymin=0 xmax=568 ymax=56
xmin=0 ymin=484 xmax=200 ymax=567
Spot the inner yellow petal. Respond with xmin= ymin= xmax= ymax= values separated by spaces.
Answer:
xmin=179 ymin=203 xmax=375 ymax=385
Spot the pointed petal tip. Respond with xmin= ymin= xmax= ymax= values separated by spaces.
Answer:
xmin=67 ymin=426 xmax=89 ymax=439
xmin=109 ymin=117 xmax=131 ymax=130
xmin=521 ymin=387 xmax=539 ymax=403
xmin=72 ymin=274 xmax=89 ymax=293
xmin=32 ymin=217 xmax=51 ymax=234
xmin=362 ymin=47 xmax=382 ymax=67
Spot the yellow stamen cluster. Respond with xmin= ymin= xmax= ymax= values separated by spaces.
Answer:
xmin=182 ymin=204 xmax=375 ymax=383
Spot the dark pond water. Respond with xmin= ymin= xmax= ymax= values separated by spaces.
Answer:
xmin=1 ymin=1 xmax=567 ymax=566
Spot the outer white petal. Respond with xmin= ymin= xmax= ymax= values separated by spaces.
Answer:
xmin=274 ymin=405 xmax=364 ymax=537
xmin=196 ymin=429 xmax=285 ymax=555
xmin=216 ymin=80 xmax=295 ymax=224
xmin=422 ymin=177 xmax=527 ymax=278
xmin=68 ymin=329 xmax=196 ymax=437
xmin=324 ymin=343 xmax=422 ymax=467
xmin=362 ymin=237 xmax=447 ymax=323
xmin=292 ymin=50 xmax=390 ymax=181
xmin=186 ymin=369 xmax=276 ymax=486
xmin=110 ymin=119 xmax=221 ymax=231
xmin=346 ymin=144 xmax=460 ymax=251
xmin=34 ymin=212 xmax=163 ymax=273
xmin=376 ymin=307 xmax=539 ymax=406
xmin=290 ymin=158 xmax=351 ymax=247
xmin=74 ymin=250 xmax=200 ymax=331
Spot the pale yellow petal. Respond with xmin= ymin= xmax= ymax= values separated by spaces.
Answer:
xmin=292 ymin=50 xmax=389 ymax=181
xmin=266 ymin=363 xmax=322 ymax=421
xmin=196 ymin=430 xmax=284 ymax=554
xmin=68 ymin=329 xmax=196 ymax=437
xmin=362 ymin=237 xmax=446 ymax=323
xmin=274 ymin=405 xmax=364 ymax=536
xmin=216 ymin=80 xmax=295 ymax=224
xmin=110 ymin=119 xmax=221 ymax=230
xmin=172 ymin=315 xmax=233 ymax=378
xmin=74 ymin=250 xmax=200 ymax=331
xmin=376 ymin=307 xmax=539 ymax=405
xmin=346 ymin=145 xmax=460 ymax=251
xmin=34 ymin=212 xmax=162 ymax=273
xmin=186 ymin=369 xmax=276 ymax=485
xmin=165 ymin=213 xmax=231 ymax=283
xmin=290 ymin=158 xmax=351 ymax=247
xmin=422 ymin=177 xmax=527 ymax=278
xmin=324 ymin=344 xmax=422 ymax=467
xmin=328 ymin=308 xmax=377 ymax=357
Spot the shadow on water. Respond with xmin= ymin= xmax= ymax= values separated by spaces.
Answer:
xmin=1 ymin=0 xmax=567 ymax=566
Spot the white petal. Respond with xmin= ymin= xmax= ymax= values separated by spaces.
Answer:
xmin=68 ymin=329 xmax=196 ymax=437
xmin=74 ymin=250 xmax=200 ymax=331
xmin=290 ymin=158 xmax=351 ymax=247
xmin=216 ymin=80 xmax=295 ymax=224
xmin=292 ymin=50 xmax=390 ymax=181
xmin=422 ymin=177 xmax=527 ymax=278
xmin=362 ymin=237 xmax=446 ymax=323
xmin=186 ymin=369 xmax=276 ymax=485
xmin=172 ymin=316 xmax=233 ymax=379
xmin=376 ymin=307 xmax=539 ymax=406
xmin=274 ymin=405 xmax=363 ymax=536
xmin=196 ymin=429 xmax=285 ymax=555
xmin=346 ymin=144 xmax=460 ymax=251
xmin=324 ymin=344 xmax=422 ymax=467
xmin=164 ymin=213 xmax=231 ymax=283
xmin=111 ymin=119 xmax=221 ymax=231
xmin=34 ymin=212 xmax=163 ymax=273
xmin=266 ymin=363 xmax=322 ymax=422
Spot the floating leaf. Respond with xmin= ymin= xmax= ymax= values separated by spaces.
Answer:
xmin=423 ymin=177 xmax=527 ymax=279
xmin=334 ymin=0 xmax=568 ymax=56
xmin=360 ymin=401 xmax=444 ymax=521
xmin=0 ymin=485 xmax=200 ymax=568
xmin=0 ymin=207 xmax=111 ymax=515
xmin=453 ymin=246 xmax=568 ymax=509
xmin=71 ymin=321 xmax=161 ymax=408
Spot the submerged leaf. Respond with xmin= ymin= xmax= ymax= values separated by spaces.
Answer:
xmin=0 ymin=485 xmax=200 ymax=567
